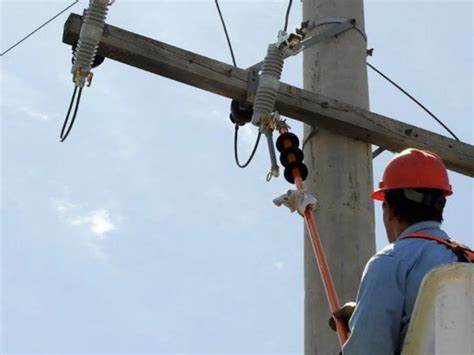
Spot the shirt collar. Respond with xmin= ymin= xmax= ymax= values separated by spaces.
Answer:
xmin=398 ymin=220 xmax=442 ymax=239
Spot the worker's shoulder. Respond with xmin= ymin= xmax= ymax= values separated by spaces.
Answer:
xmin=376 ymin=239 xmax=414 ymax=257
xmin=374 ymin=238 xmax=426 ymax=267
xmin=375 ymin=230 xmax=452 ymax=268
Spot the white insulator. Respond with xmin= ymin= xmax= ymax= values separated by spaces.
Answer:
xmin=71 ymin=0 xmax=111 ymax=87
xmin=251 ymin=44 xmax=284 ymax=127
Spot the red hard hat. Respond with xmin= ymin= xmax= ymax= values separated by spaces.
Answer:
xmin=371 ymin=148 xmax=452 ymax=201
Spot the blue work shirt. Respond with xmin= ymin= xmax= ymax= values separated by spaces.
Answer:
xmin=342 ymin=221 xmax=458 ymax=355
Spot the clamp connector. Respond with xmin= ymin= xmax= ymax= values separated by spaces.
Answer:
xmin=276 ymin=30 xmax=304 ymax=53
xmin=273 ymin=190 xmax=318 ymax=216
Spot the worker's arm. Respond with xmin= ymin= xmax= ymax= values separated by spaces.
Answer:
xmin=342 ymin=254 xmax=408 ymax=355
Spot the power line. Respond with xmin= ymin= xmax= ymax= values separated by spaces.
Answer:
xmin=0 ymin=0 xmax=79 ymax=57
xmin=214 ymin=0 xmax=236 ymax=67
xmin=234 ymin=125 xmax=262 ymax=168
xmin=367 ymin=62 xmax=460 ymax=141
xmin=283 ymin=0 xmax=293 ymax=32
xmin=60 ymin=86 xmax=83 ymax=142
xmin=214 ymin=0 xmax=262 ymax=168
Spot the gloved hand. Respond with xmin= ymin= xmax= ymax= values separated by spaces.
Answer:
xmin=328 ymin=301 xmax=356 ymax=332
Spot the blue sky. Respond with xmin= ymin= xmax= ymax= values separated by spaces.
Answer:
xmin=1 ymin=0 xmax=472 ymax=353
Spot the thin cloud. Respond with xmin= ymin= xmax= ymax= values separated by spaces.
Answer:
xmin=54 ymin=199 xmax=77 ymax=213
xmin=52 ymin=199 xmax=118 ymax=261
xmin=53 ymin=199 xmax=117 ymax=237
xmin=71 ymin=209 xmax=116 ymax=238
xmin=20 ymin=106 xmax=53 ymax=121
xmin=272 ymin=262 xmax=285 ymax=271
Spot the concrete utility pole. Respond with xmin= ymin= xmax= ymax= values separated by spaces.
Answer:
xmin=302 ymin=1 xmax=375 ymax=354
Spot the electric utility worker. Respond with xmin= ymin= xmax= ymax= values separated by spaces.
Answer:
xmin=329 ymin=148 xmax=472 ymax=355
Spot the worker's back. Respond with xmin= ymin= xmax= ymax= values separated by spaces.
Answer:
xmin=343 ymin=221 xmax=459 ymax=355
xmin=345 ymin=149 xmax=466 ymax=355
xmin=375 ymin=221 xmax=458 ymax=352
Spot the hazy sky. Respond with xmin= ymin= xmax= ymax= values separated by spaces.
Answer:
xmin=1 ymin=0 xmax=472 ymax=353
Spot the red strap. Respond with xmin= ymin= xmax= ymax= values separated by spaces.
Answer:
xmin=400 ymin=232 xmax=474 ymax=261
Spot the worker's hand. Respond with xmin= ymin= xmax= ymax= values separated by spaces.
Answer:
xmin=328 ymin=301 xmax=356 ymax=332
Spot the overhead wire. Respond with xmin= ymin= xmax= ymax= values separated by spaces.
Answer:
xmin=60 ymin=86 xmax=83 ymax=142
xmin=214 ymin=0 xmax=236 ymax=68
xmin=367 ymin=62 xmax=460 ymax=141
xmin=2 ymin=1 xmax=459 ymax=147
xmin=234 ymin=125 xmax=262 ymax=168
xmin=283 ymin=0 xmax=293 ymax=32
xmin=214 ymin=0 xmax=261 ymax=168
xmin=0 ymin=0 xmax=79 ymax=57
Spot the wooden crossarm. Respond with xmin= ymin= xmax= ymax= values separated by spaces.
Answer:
xmin=63 ymin=13 xmax=474 ymax=177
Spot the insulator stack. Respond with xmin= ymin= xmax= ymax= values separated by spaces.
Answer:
xmin=71 ymin=45 xmax=105 ymax=69
xmin=71 ymin=0 xmax=111 ymax=87
xmin=251 ymin=44 xmax=284 ymax=127
xmin=276 ymin=132 xmax=308 ymax=184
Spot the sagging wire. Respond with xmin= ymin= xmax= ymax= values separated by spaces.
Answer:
xmin=214 ymin=0 xmax=262 ymax=168
xmin=0 ymin=0 xmax=79 ymax=57
xmin=232 ymin=108 xmax=262 ymax=169
xmin=234 ymin=125 xmax=262 ymax=168
xmin=367 ymin=62 xmax=460 ymax=141
xmin=60 ymin=0 xmax=113 ymax=142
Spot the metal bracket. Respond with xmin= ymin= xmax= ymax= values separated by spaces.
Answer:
xmin=304 ymin=16 xmax=367 ymax=43
xmin=246 ymin=69 xmax=259 ymax=104
xmin=293 ymin=18 xmax=364 ymax=54
xmin=245 ymin=17 xmax=367 ymax=101
xmin=247 ymin=17 xmax=365 ymax=73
